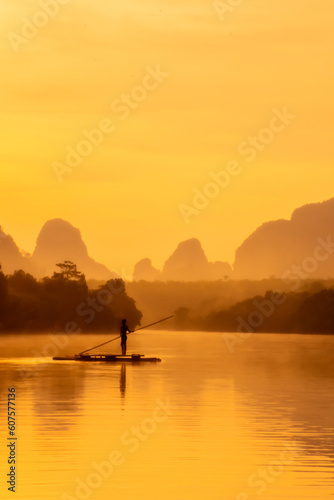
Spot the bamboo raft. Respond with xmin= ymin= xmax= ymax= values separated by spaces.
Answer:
xmin=53 ymin=353 xmax=161 ymax=363
xmin=52 ymin=316 xmax=173 ymax=364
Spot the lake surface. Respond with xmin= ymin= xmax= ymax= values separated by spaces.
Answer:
xmin=0 ymin=331 xmax=334 ymax=499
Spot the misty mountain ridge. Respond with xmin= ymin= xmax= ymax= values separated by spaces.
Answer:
xmin=1 ymin=197 xmax=334 ymax=281
xmin=0 ymin=226 xmax=33 ymax=274
xmin=31 ymin=219 xmax=117 ymax=280
xmin=234 ymin=198 xmax=334 ymax=279
xmin=133 ymin=239 xmax=232 ymax=281
xmin=0 ymin=219 xmax=117 ymax=280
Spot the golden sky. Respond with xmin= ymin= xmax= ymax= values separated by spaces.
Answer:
xmin=0 ymin=0 xmax=333 ymax=275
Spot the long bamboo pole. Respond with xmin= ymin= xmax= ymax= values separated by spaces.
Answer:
xmin=79 ymin=315 xmax=173 ymax=355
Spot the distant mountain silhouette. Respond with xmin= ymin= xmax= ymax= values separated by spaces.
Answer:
xmin=234 ymin=198 xmax=334 ymax=279
xmin=2 ymin=198 xmax=334 ymax=283
xmin=133 ymin=258 xmax=162 ymax=281
xmin=162 ymin=239 xmax=210 ymax=281
xmin=31 ymin=219 xmax=117 ymax=280
xmin=0 ymin=226 xmax=34 ymax=274
xmin=133 ymin=238 xmax=232 ymax=281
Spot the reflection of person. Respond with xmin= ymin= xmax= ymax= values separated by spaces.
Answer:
xmin=120 ymin=319 xmax=131 ymax=355
xmin=120 ymin=364 xmax=126 ymax=396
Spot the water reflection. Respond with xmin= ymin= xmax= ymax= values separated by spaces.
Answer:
xmin=229 ymin=335 xmax=334 ymax=493
xmin=0 ymin=333 xmax=334 ymax=499
xmin=120 ymin=364 xmax=126 ymax=397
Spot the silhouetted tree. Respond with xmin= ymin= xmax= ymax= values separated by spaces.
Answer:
xmin=0 ymin=264 xmax=143 ymax=332
xmin=0 ymin=264 xmax=8 ymax=326
xmin=0 ymin=264 xmax=7 ymax=299
xmin=8 ymin=269 xmax=39 ymax=293
xmin=174 ymin=307 xmax=191 ymax=329
xmin=52 ymin=260 xmax=85 ymax=282
xmin=299 ymin=289 xmax=334 ymax=333
xmin=82 ymin=278 xmax=142 ymax=332
xmin=39 ymin=262 xmax=88 ymax=329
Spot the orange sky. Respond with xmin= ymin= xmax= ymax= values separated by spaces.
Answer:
xmin=1 ymin=1 xmax=333 ymax=275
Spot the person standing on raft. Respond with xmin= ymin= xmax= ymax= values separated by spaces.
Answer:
xmin=120 ymin=319 xmax=132 ymax=355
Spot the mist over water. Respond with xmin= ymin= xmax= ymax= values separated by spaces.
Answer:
xmin=0 ymin=331 xmax=334 ymax=499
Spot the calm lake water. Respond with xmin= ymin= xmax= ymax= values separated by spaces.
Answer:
xmin=0 ymin=331 xmax=334 ymax=500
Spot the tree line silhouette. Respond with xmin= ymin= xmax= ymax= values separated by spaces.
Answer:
xmin=1 ymin=261 xmax=334 ymax=333
xmin=0 ymin=261 xmax=142 ymax=332
xmin=174 ymin=287 xmax=334 ymax=333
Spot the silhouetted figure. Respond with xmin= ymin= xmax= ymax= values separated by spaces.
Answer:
xmin=120 ymin=318 xmax=131 ymax=355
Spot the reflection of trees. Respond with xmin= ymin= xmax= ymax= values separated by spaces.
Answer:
xmin=30 ymin=363 xmax=87 ymax=432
